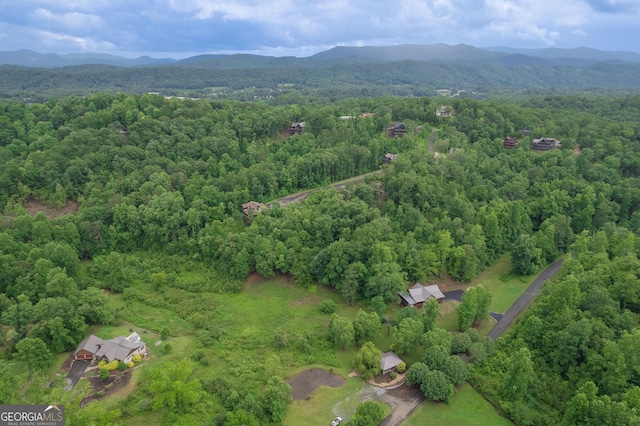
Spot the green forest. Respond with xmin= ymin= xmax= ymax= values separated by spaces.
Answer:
xmin=1 ymin=92 xmax=640 ymax=425
xmin=2 ymin=59 xmax=640 ymax=101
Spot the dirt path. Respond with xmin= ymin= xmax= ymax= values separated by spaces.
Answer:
xmin=428 ymin=129 xmax=437 ymax=155
xmin=377 ymin=385 xmax=425 ymax=426
xmin=274 ymin=171 xmax=380 ymax=207
xmin=488 ymin=258 xmax=564 ymax=340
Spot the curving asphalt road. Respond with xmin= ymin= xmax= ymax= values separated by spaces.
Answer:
xmin=488 ymin=257 xmax=565 ymax=340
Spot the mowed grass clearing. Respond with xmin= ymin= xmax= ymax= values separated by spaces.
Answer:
xmin=404 ymin=383 xmax=513 ymax=426
xmin=472 ymin=254 xmax=535 ymax=313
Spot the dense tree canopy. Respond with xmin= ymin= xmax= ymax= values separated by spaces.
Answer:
xmin=2 ymin=92 xmax=640 ymax=424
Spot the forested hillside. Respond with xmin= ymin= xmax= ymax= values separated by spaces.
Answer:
xmin=2 ymin=59 xmax=640 ymax=101
xmin=1 ymin=93 xmax=640 ymax=424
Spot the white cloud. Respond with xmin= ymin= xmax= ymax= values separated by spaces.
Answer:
xmin=32 ymin=8 xmax=103 ymax=30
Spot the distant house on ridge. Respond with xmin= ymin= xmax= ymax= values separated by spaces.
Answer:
xmin=503 ymin=137 xmax=518 ymax=149
xmin=290 ymin=122 xmax=306 ymax=135
xmin=383 ymin=153 xmax=398 ymax=164
xmin=386 ymin=123 xmax=407 ymax=138
xmin=436 ymin=105 xmax=453 ymax=118
xmin=532 ymin=137 xmax=561 ymax=151
xmin=242 ymin=201 xmax=268 ymax=220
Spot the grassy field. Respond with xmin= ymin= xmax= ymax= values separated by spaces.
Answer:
xmin=472 ymin=254 xmax=535 ymax=313
xmin=404 ymin=383 xmax=513 ymax=426
xmin=36 ymin=251 xmax=538 ymax=425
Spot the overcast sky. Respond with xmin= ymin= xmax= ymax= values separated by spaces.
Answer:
xmin=1 ymin=0 xmax=639 ymax=58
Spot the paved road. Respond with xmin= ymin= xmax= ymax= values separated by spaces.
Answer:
xmin=488 ymin=258 xmax=565 ymax=340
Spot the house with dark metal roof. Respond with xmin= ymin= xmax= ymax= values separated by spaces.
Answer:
xmin=399 ymin=283 xmax=445 ymax=308
xmin=386 ymin=123 xmax=407 ymax=138
xmin=74 ymin=333 xmax=146 ymax=364
xmin=532 ymin=137 xmax=561 ymax=151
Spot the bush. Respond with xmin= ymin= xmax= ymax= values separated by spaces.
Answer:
xmin=390 ymin=372 xmax=397 ymax=380
xmin=99 ymin=368 xmax=109 ymax=381
xmin=132 ymin=354 xmax=142 ymax=363
xmin=105 ymin=360 xmax=119 ymax=371
xmin=94 ymin=390 xmax=105 ymax=397
xmin=396 ymin=361 xmax=406 ymax=373
xmin=161 ymin=343 xmax=172 ymax=354
xmin=126 ymin=361 xmax=134 ymax=368
xmin=160 ymin=326 xmax=171 ymax=340
xmin=117 ymin=361 xmax=127 ymax=371
xmin=319 ymin=299 xmax=337 ymax=314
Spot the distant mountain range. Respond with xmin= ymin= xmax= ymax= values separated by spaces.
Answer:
xmin=0 ymin=49 xmax=176 ymax=68
xmin=2 ymin=43 xmax=640 ymax=99
xmin=2 ymin=44 xmax=640 ymax=69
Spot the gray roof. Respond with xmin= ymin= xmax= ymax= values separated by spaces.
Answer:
xmin=381 ymin=351 xmax=403 ymax=371
xmin=407 ymin=283 xmax=444 ymax=304
xmin=74 ymin=334 xmax=145 ymax=362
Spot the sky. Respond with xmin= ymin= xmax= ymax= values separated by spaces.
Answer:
xmin=0 ymin=0 xmax=639 ymax=58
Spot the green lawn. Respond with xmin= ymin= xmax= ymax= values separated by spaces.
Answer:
xmin=471 ymin=254 xmax=535 ymax=313
xmin=404 ymin=383 xmax=513 ymax=426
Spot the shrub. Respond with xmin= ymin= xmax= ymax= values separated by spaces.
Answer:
xmin=161 ymin=343 xmax=172 ymax=354
xmin=132 ymin=354 xmax=142 ymax=363
xmin=319 ymin=299 xmax=337 ymax=314
xmin=118 ymin=361 xmax=127 ymax=371
xmin=99 ymin=368 xmax=109 ymax=381
xmin=391 ymin=372 xmax=397 ymax=380
xmin=396 ymin=361 xmax=406 ymax=373
xmin=126 ymin=361 xmax=134 ymax=368
xmin=160 ymin=326 xmax=171 ymax=340
xmin=94 ymin=390 xmax=105 ymax=397
xmin=104 ymin=360 xmax=119 ymax=371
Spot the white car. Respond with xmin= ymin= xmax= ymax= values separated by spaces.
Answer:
xmin=331 ymin=417 xmax=342 ymax=426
